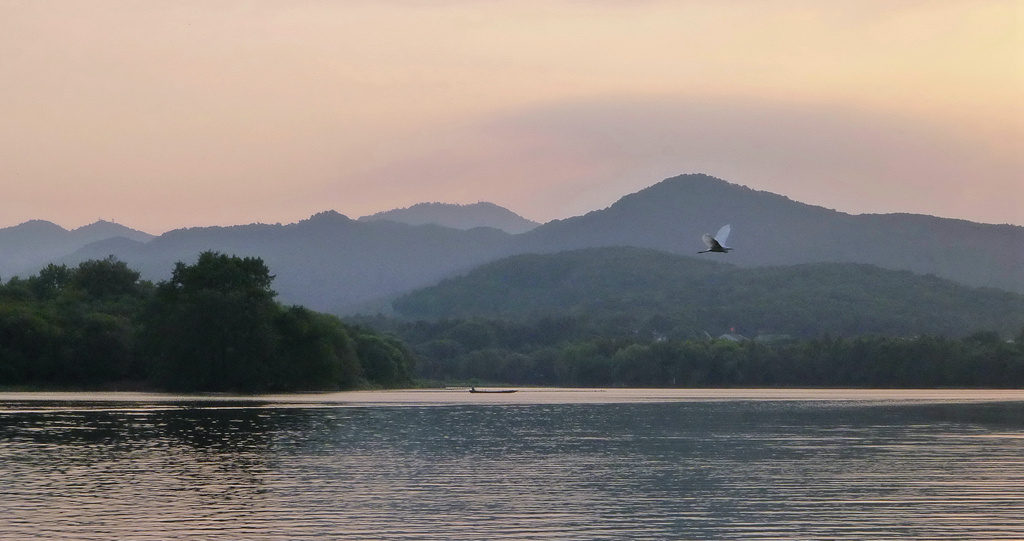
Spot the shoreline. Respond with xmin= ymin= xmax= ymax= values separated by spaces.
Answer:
xmin=4 ymin=387 xmax=1024 ymax=405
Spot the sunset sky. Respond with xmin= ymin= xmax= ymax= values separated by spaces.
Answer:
xmin=2 ymin=1 xmax=1021 ymax=233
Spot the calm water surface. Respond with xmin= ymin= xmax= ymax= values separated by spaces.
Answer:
xmin=2 ymin=389 xmax=1024 ymax=540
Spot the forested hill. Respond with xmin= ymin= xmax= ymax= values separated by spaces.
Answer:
xmin=392 ymin=246 xmax=1024 ymax=339
xmin=514 ymin=174 xmax=1024 ymax=295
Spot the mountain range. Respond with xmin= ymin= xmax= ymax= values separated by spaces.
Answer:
xmin=2 ymin=174 xmax=1022 ymax=314
xmin=514 ymin=176 xmax=1023 ymax=294
xmin=0 ymin=220 xmax=153 ymax=280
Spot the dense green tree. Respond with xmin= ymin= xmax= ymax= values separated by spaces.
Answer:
xmin=0 ymin=256 xmax=149 ymax=387
xmin=71 ymin=256 xmax=143 ymax=300
xmin=350 ymin=329 xmax=415 ymax=387
xmin=274 ymin=306 xmax=362 ymax=390
xmin=1 ymin=277 xmax=35 ymax=303
xmin=63 ymin=312 xmax=136 ymax=383
xmin=0 ymin=254 xmax=418 ymax=391
xmin=28 ymin=264 xmax=72 ymax=301
xmin=144 ymin=252 xmax=281 ymax=391
xmin=367 ymin=313 xmax=1024 ymax=389
xmin=0 ymin=304 xmax=60 ymax=384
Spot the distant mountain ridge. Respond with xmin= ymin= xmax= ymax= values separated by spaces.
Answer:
xmin=359 ymin=202 xmax=539 ymax=233
xmin=59 ymin=210 xmax=518 ymax=313
xmin=3 ymin=174 xmax=1023 ymax=314
xmin=0 ymin=220 xmax=153 ymax=279
xmin=514 ymin=175 xmax=1024 ymax=294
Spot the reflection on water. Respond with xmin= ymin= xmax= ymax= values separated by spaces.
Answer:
xmin=2 ymin=391 xmax=1024 ymax=540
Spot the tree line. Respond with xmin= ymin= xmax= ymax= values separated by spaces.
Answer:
xmin=360 ymin=316 xmax=1024 ymax=388
xmin=4 ymin=252 xmax=1022 ymax=391
xmin=0 ymin=253 xmax=414 ymax=392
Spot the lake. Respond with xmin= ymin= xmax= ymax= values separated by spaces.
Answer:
xmin=2 ymin=389 xmax=1024 ymax=540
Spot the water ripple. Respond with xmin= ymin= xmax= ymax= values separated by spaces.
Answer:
xmin=1 ymin=396 xmax=1024 ymax=539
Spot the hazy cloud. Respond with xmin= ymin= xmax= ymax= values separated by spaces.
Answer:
xmin=327 ymin=97 xmax=1023 ymax=225
xmin=1 ymin=1 xmax=1019 ymax=231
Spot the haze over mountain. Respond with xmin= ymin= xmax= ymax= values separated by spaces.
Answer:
xmin=514 ymin=175 xmax=1024 ymax=294
xmin=0 ymin=220 xmax=153 ymax=279
xmin=59 ymin=211 xmax=518 ymax=313
xmin=359 ymin=202 xmax=539 ymax=234
xmin=5 ymin=174 xmax=1023 ymax=314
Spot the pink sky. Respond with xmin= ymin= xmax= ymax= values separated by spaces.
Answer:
xmin=1 ymin=1 xmax=1021 ymax=233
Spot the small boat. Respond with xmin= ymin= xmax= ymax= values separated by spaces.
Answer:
xmin=469 ymin=387 xmax=517 ymax=394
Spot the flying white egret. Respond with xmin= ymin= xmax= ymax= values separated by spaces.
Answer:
xmin=698 ymin=224 xmax=732 ymax=254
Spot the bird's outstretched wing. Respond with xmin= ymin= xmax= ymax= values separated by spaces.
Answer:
xmin=701 ymin=233 xmax=717 ymax=249
xmin=716 ymin=224 xmax=731 ymax=245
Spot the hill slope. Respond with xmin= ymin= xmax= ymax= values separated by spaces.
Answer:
xmin=515 ymin=174 xmax=1024 ymax=294
xmin=392 ymin=247 xmax=1024 ymax=338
